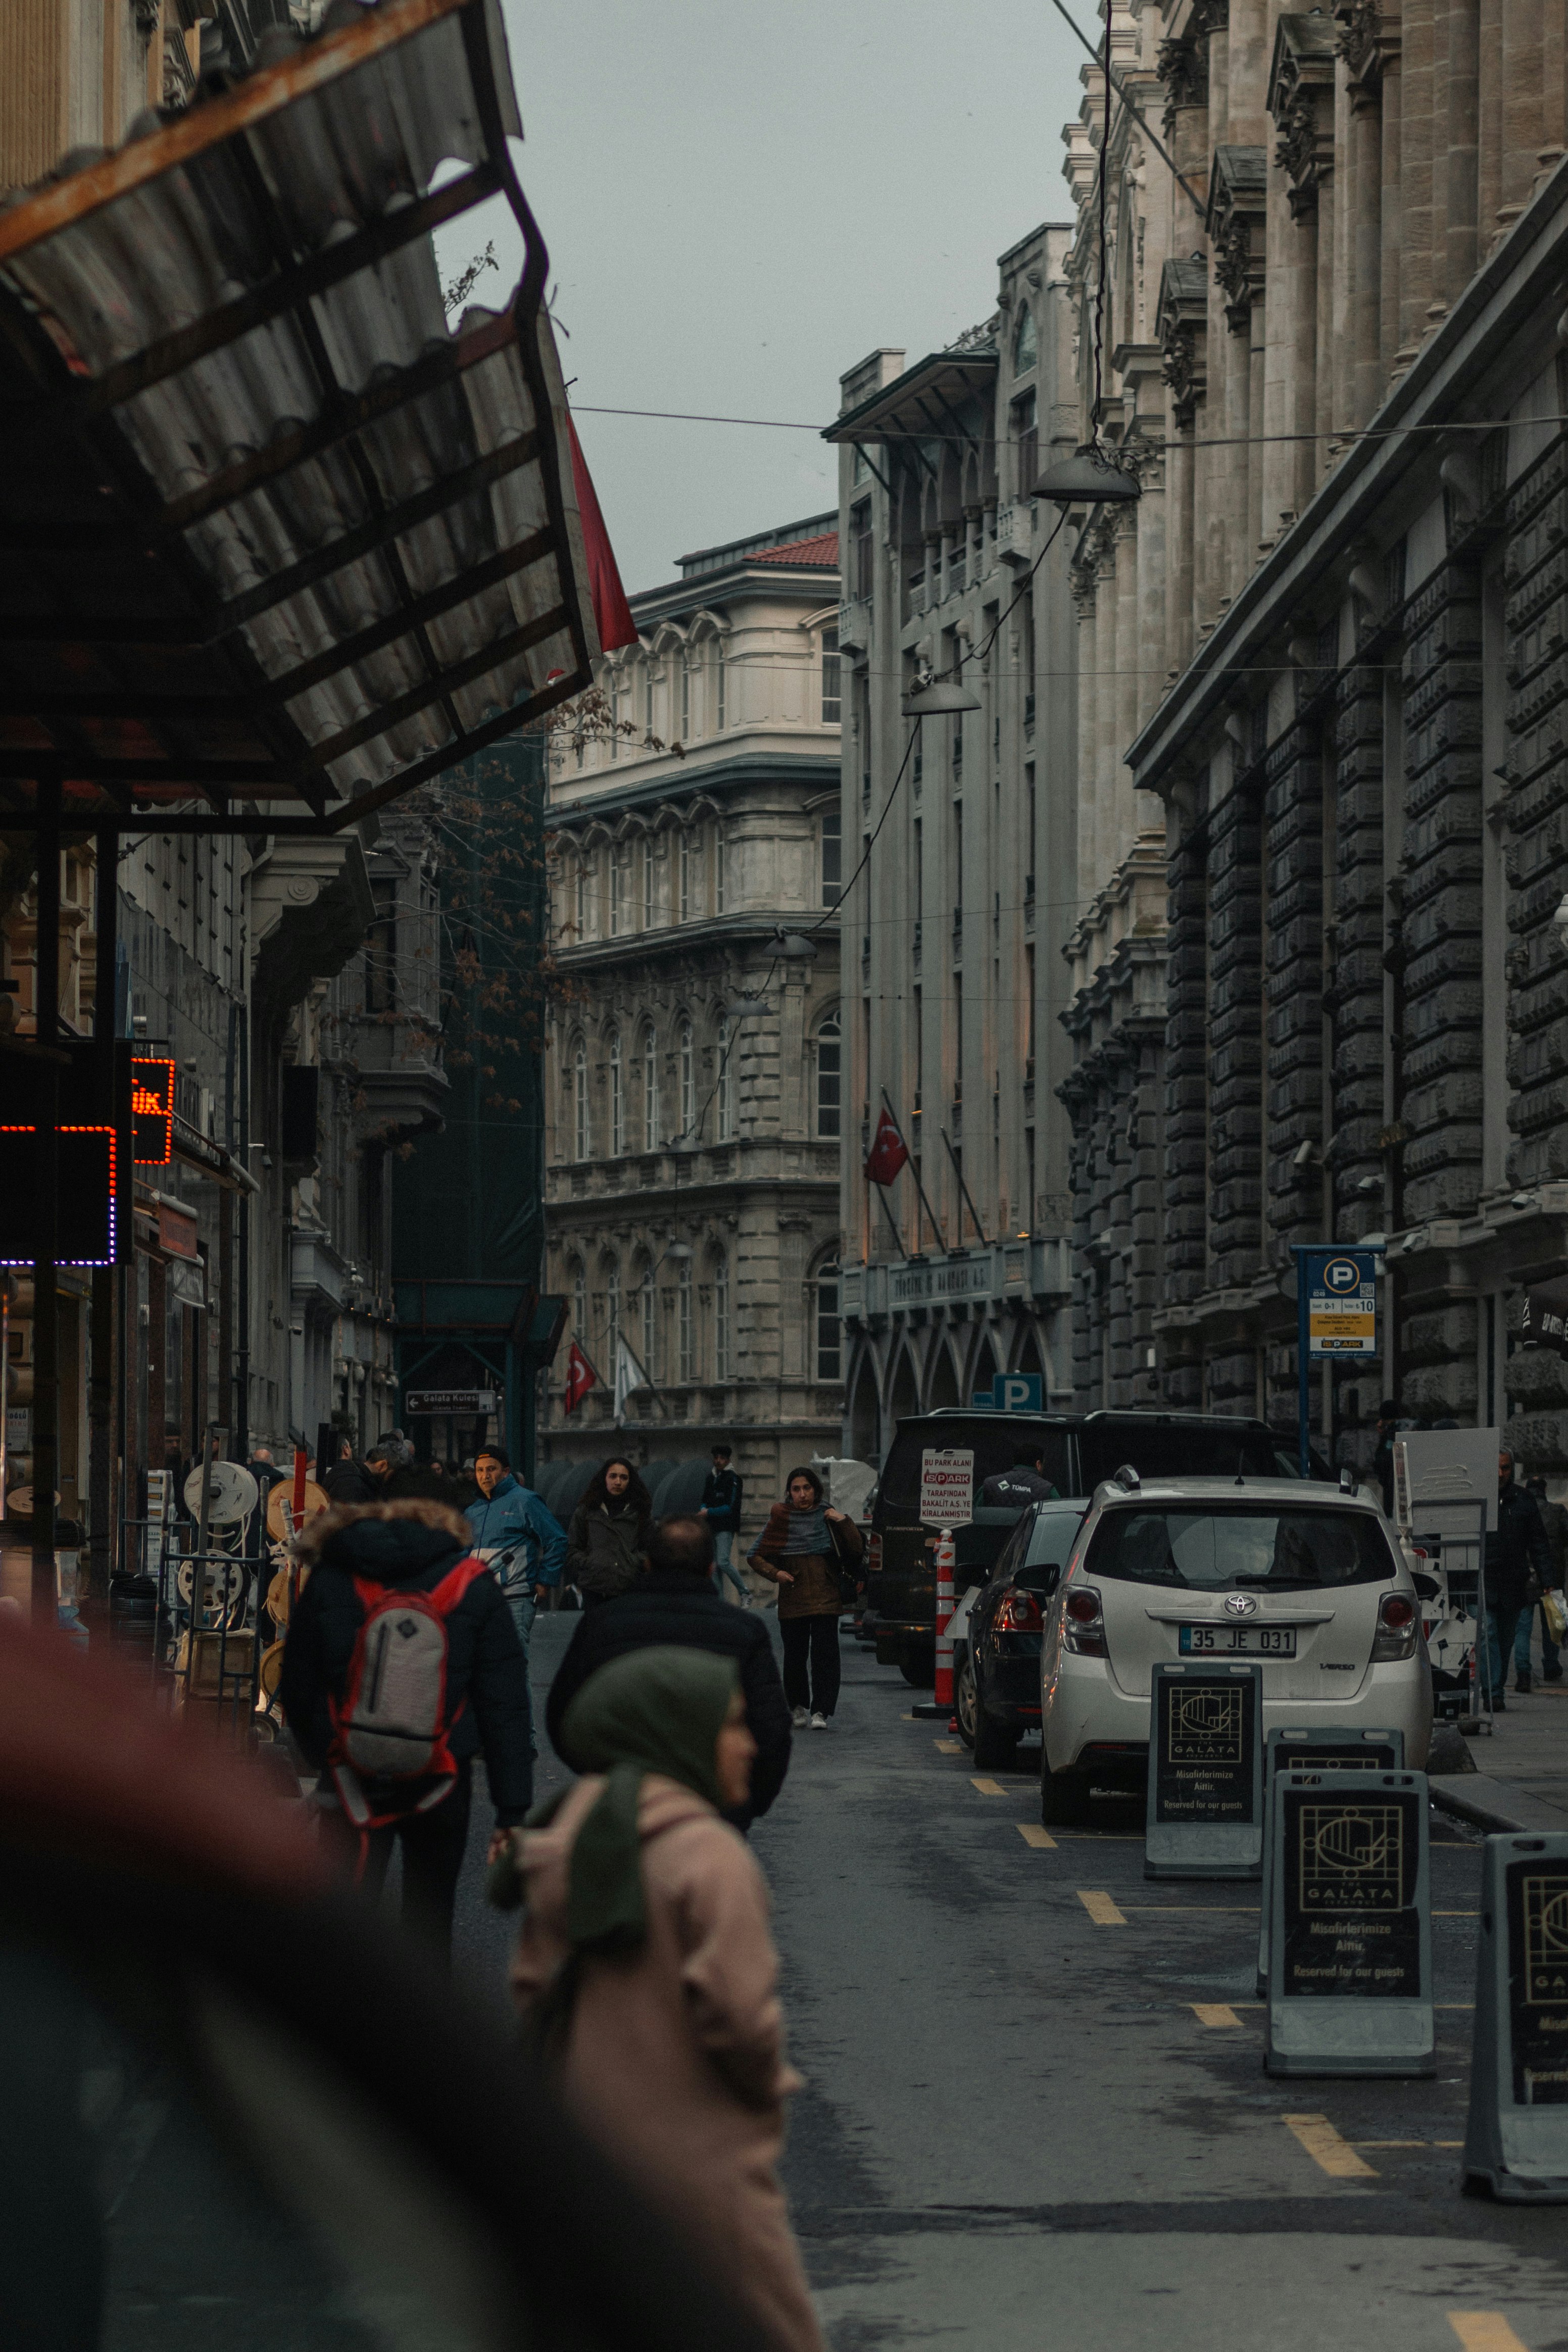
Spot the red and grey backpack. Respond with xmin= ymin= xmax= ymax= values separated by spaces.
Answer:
xmin=327 ymin=1556 xmax=488 ymax=1829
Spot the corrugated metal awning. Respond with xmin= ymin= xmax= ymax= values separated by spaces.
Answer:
xmin=0 ymin=0 xmax=599 ymax=835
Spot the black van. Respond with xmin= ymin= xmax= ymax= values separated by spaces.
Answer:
xmin=864 ymin=1408 xmax=1330 ymax=1683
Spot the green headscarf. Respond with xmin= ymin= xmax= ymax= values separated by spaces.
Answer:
xmin=558 ymin=1646 xmax=741 ymax=1955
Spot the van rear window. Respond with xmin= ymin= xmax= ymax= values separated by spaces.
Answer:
xmin=1086 ymin=1507 xmax=1395 ymax=1590
xmin=1078 ymin=1423 xmax=1296 ymax=1487
xmin=880 ymin=1422 xmax=1074 ymax=1514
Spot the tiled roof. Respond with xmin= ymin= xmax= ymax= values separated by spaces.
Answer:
xmin=751 ymin=530 xmax=839 ymax=567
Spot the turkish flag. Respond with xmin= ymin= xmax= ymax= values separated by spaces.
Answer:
xmin=563 ymin=1340 xmax=598 ymax=1414
xmin=566 ymin=414 xmax=639 ymax=654
xmin=863 ymin=1106 xmax=910 ymax=1187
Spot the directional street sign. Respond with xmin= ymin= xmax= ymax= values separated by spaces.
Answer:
xmin=1264 ymin=1768 xmax=1434 ymax=2078
xmin=1463 ymin=1831 xmax=1568 ymax=2199
xmin=1145 ymin=1663 xmax=1264 ymax=1880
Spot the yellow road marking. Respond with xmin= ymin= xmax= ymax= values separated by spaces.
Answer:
xmin=1077 ymin=1889 xmax=1127 ymax=1925
xmin=1354 ymin=2140 xmax=1429 ymax=2148
xmin=1123 ymin=1904 xmax=1260 ymax=1913
xmin=1434 ymin=1910 xmax=1480 ymax=1917
xmin=1192 ymin=2003 xmax=1242 ymax=2027
xmin=1449 ymin=2319 xmax=1532 ymax=2352
xmin=1283 ymin=2114 xmax=1378 ymax=2179
xmin=1017 ymin=1823 xmax=1056 ymax=1849
xmin=971 ymin=1776 xmax=1006 ymax=1795
xmin=935 ymin=1739 xmax=962 ymax=1753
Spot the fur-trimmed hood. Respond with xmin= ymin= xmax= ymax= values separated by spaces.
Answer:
xmin=295 ymin=1497 xmax=474 ymax=1585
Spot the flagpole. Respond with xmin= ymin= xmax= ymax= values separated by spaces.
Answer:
xmin=881 ymin=1089 xmax=944 ymax=1251
xmin=873 ymin=1181 xmax=910 ymax=1261
xmin=940 ymin=1122 xmax=989 ymax=1246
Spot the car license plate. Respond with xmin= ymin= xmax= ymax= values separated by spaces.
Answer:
xmin=1178 ymin=1624 xmax=1297 ymax=1657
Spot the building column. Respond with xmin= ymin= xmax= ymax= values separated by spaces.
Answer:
xmin=1330 ymin=666 xmax=1387 ymax=1241
xmin=1381 ymin=43 xmax=1404 ymax=376
xmin=1349 ymin=91 xmax=1384 ymax=426
xmin=1165 ymin=411 xmax=1196 ymax=681
xmin=1497 ymin=0 xmax=1543 ymax=231
xmin=1399 ymin=0 xmax=1434 ymax=360
xmin=1115 ymin=511 xmax=1140 ymax=855
xmin=1206 ymin=777 xmax=1264 ymax=1294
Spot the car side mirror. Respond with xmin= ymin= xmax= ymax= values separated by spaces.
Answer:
xmin=1411 ymin=1571 xmax=1440 ymax=1601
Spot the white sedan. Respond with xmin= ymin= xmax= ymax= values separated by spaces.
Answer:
xmin=1039 ymin=1472 xmax=1433 ymax=1825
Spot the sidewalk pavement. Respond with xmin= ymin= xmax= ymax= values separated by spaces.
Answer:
xmin=1431 ymin=1680 xmax=1568 ymax=1834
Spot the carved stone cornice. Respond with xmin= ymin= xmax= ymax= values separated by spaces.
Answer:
xmin=1157 ymin=257 xmax=1209 ymax=424
xmin=1268 ymin=15 xmax=1340 ymax=219
xmin=1204 ymin=145 xmax=1268 ymax=331
xmin=1192 ymin=0 xmax=1230 ymax=34
xmin=1335 ymin=0 xmax=1400 ymax=103
xmin=1155 ymin=32 xmax=1209 ymax=132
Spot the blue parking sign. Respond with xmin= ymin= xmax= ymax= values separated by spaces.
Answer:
xmin=973 ymin=1373 xmax=1043 ymax=1411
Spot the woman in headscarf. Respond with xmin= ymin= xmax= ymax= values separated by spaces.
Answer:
xmin=747 ymin=1466 xmax=863 ymax=1729
xmin=565 ymin=1456 xmax=653 ymax=1606
xmin=508 ymin=1647 xmax=821 ymax=2352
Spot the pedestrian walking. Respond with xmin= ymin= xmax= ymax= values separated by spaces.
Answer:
xmin=1521 ymin=1473 xmax=1567 ymax=1686
xmin=547 ymin=1512 xmax=791 ymax=1829
xmin=978 ymin=1444 xmax=1060 ymax=1507
xmin=700 ymin=1441 xmax=749 ymax=1603
xmin=748 ymin=1465 xmax=863 ymax=1729
xmin=321 ymin=1435 xmax=379 ymax=1506
xmin=466 ymin=1444 xmax=566 ymax=1660
xmin=278 ymin=1498 xmax=532 ymax=1958
xmin=508 ymin=1646 xmax=823 ymax=2352
xmin=566 ymin=1457 xmax=652 ymax=1606
xmin=1480 ymin=1451 xmax=1554 ymax=1707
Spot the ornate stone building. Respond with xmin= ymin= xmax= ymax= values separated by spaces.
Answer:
xmin=1054 ymin=0 xmax=1568 ymax=1463
xmin=824 ymin=228 xmax=1081 ymax=1461
xmin=540 ymin=516 xmax=844 ymax=1500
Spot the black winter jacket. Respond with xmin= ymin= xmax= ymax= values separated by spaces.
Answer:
xmin=322 ymin=1460 xmax=380 ymax=1506
xmin=546 ymin=1569 xmax=792 ymax=1829
xmin=278 ymin=1516 xmax=534 ymax=1823
xmin=1485 ymin=1482 xmax=1555 ymax=1613
xmin=565 ymin=1500 xmax=649 ymax=1601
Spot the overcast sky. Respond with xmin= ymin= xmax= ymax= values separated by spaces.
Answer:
xmin=436 ymin=0 xmax=1088 ymax=594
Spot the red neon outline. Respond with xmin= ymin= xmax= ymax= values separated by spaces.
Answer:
xmin=131 ymin=1055 xmax=176 ymax=1165
xmin=0 ymin=1124 xmax=117 ymax=1266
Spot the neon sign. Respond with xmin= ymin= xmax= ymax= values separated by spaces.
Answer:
xmin=131 ymin=1055 xmax=175 ymax=1164
xmin=0 ymin=1126 xmax=117 ymax=1266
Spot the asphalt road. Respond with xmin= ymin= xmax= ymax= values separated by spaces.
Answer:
xmin=96 ymin=1607 xmax=1568 ymax=2350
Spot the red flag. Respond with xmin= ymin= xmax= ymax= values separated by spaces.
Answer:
xmin=566 ymin=414 xmax=639 ymax=654
xmin=863 ymin=1106 xmax=910 ymax=1187
xmin=563 ymin=1340 xmax=598 ymax=1415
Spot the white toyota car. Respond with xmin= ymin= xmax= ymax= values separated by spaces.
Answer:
xmin=1038 ymin=1470 xmax=1433 ymax=1824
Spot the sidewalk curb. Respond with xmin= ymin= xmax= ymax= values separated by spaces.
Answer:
xmin=1430 ymin=1774 xmax=1568 ymax=1836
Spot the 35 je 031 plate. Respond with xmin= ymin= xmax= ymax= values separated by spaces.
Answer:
xmin=1179 ymin=1624 xmax=1297 ymax=1657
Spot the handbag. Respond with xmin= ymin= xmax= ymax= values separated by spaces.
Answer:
xmin=1544 ymin=1586 xmax=1568 ymax=1646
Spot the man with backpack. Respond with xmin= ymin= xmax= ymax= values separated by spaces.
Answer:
xmin=278 ymin=1497 xmax=533 ymax=1957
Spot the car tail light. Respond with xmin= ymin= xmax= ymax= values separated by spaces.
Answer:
xmin=867 ymin=1533 xmax=882 ymax=1576
xmin=1063 ymin=1584 xmax=1106 ymax=1656
xmin=995 ymin=1587 xmax=1043 ymax=1634
xmin=1373 ymin=1589 xmax=1419 ymax=1661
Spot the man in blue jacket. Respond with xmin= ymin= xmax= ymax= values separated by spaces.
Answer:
xmin=465 ymin=1445 xmax=566 ymax=1662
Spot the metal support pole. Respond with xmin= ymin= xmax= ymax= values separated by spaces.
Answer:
xmin=235 ymin=1003 xmax=251 ymax=1461
xmin=88 ymin=824 xmax=119 ymax=1615
xmin=1294 ymin=1245 xmax=1311 ymax=1479
xmin=31 ymin=776 xmax=61 ymax=1624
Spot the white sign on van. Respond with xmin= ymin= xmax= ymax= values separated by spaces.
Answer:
xmin=919 ymin=1447 xmax=974 ymax=1528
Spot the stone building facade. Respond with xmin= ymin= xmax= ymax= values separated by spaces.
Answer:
xmin=540 ymin=517 xmax=844 ymax=1502
xmin=1053 ymin=0 xmax=1568 ymax=1462
xmin=824 ymin=228 xmax=1080 ymax=1462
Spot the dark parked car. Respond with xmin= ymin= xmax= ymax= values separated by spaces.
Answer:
xmin=955 ymin=1500 xmax=1086 ymax=1767
xmin=866 ymin=1408 xmax=1330 ymax=1683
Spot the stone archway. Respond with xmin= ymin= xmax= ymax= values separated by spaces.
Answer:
xmin=971 ymin=1334 xmax=1001 ymax=1400
xmin=889 ymin=1346 xmax=919 ymax=1428
xmin=927 ymin=1342 xmax=961 ymax=1411
xmin=849 ymin=1351 xmax=880 ymax=1461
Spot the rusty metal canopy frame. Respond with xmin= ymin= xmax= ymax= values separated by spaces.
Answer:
xmin=0 ymin=0 xmax=600 ymax=838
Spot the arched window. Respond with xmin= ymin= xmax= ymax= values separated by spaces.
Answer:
xmin=573 ymin=855 xmax=587 ymax=939
xmin=642 ymin=838 xmax=654 ymax=928
xmin=609 ymin=678 xmax=619 ymax=759
xmin=605 ymin=1257 xmax=621 ymax=1356
xmin=815 ymin=1011 xmax=841 ymax=1139
xmin=643 ymin=1024 xmax=660 ymax=1151
xmin=677 ymin=1258 xmax=695 ymax=1382
xmin=821 ymin=624 xmax=841 ymax=724
xmin=716 ymin=1021 xmax=734 ymax=1142
xmin=569 ymin=1256 xmax=586 ymax=1340
xmin=1013 ymin=303 xmax=1038 ymax=373
xmin=715 ymin=830 xmax=727 ymax=915
xmin=678 ymin=1018 xmax=695 ymax=1137
xmin=715 ymin=642 xmax=726 ymax=731
xmin=571 ymin=1036 xmax=588 ymax=1160
xmin=820 ymin=809 xmax=842 ymax=906
xmin=678 ymin=831 xmax=691 ymax=922
xmin=608 ymin=1031 xmax=623 ymax=1156
xmin=814 ymin=1261 xmax=842 ymax=1381
xmin=712 ymin=1255 xmax=730 ymax=1382
xmin=680 ymin=659 xmax=691 ymax=740
xmin=609 ymin=852 xmax=622 ymax=937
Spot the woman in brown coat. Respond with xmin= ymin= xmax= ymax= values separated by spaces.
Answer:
xmin=747 ymin=1466 xmax=863 ymax=1729
xmin=509 ymin=1647 xmax=821 ymax=2352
